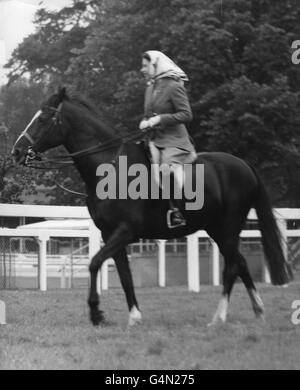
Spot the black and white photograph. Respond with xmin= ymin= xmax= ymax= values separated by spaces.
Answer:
xmin=0 ymin=0 xmax=300 ymax=372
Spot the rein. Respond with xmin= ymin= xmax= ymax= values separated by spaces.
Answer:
xmin=26 ymin=140 xmax=126 ymax=198
xmin=24 ymin=104 xmax=148 ymax=197
xmin=26 ymin=130 xmax=144 ymax=167
xmin=47 ymin=129 xmax=144 ymax=161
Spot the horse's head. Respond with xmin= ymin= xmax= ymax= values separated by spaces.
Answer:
xmin=12 ymin=87 xmax=68 ymax=165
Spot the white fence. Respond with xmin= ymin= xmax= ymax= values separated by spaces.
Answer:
xmin=185 ymin=209 xmax=300 ymax=291
xmin=0 ymin=204 xmax=103 ymax=292
xmin=0 ymin=204 xmax=299 ymax=292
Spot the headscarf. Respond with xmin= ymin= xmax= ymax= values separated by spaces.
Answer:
xmin=144 ymin=50 xmax=189 ymax=85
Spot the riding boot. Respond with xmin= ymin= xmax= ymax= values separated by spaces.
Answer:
xmin=167 ymin=165 xmax=186 ymax=228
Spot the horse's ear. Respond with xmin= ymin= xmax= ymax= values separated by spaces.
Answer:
xmin=57 ymin=86 xmax=67 ymax=102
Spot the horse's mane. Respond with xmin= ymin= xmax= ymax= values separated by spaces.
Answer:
xmin=67 ymin=93 xmax=118 ymax=136
xmin=68 ymin=94 xmax=99 ymax=116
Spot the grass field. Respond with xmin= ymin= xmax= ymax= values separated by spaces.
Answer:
xmin=0 ymin=283 xmax=300 ymax=370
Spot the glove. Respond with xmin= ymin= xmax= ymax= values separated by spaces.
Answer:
xmin=147 ymin=115 xmax=161 ymax=128
xmin=139 ymin=119 xmax=149 ymax=130
xmin=139 ymin=115 xmax=161 ymax=131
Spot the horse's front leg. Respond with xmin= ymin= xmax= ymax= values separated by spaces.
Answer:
xmin=88 ymin=223 xmax=134 ymax=326
xmin=113 ymin=249 xmax=142 ymax=327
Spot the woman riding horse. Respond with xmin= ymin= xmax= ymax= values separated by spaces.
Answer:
xmin=139 ymin=51 xmax=197 ymax=228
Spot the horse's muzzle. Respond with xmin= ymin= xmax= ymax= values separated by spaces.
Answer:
xmin=11 ymin=147 xmax=24 ymax=164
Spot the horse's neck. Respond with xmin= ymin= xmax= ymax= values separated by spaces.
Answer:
xmin=60 ymin=102 xmax=118 ymax=191
xmin=61 ymin=104 xmax=149 ymax=193
xmin=63 ymin=102 xmax=116 ymax=154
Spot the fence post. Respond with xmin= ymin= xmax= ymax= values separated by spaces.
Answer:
xmin=211 ymin=241 xmax=220 ymax=286
xmin=38 ymin=233 xmax=49 ymax=292
xmin=187 ymin=233 xmax=200 ymax=292
xmin=89 ymin=220 xmax=102 ymax=294
xmin=158 ymin=240 xmax=166 ymax=287
xmin=60 ymin=261 xmax=66 ymax=289
xmin=0 ymin=300 xmax=6 ymax=325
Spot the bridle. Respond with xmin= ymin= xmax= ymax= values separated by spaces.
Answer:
xmin=25 ymin=103 xmax=64 ymax=166
xmin=22 ymin=102 xmax=148 ymax=196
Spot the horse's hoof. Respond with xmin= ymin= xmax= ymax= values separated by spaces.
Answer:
xmin=257 ymin=315 xmax=265 ymax=323
xmin=128 ymin=306 xmax=142 ymax=328
xmin=207 ymin=320 xmax=223 ymax=328
xmin=127 ymin=318 xmax=142 ymax=329
xmin=207 ymin=316 xmax=226 ymax=328
xmin=90 ymin=310 xmax=105 ymax=326
xmin=254 ymin=306 xmax=265 ymax=322
xmin=255 ymin=311 xmax=265 ymax=323
xmin=128 ymin=313 xmax=142 ymax=328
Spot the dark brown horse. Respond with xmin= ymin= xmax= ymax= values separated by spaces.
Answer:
xmin=11 ymin=88 xmax=291 ymax=327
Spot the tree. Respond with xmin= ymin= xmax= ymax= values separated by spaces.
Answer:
xmin=3 ymin=0 xmax=300 ymax=206
xmin=5 ymin=0 xmax=97 ymax=84
xmin=0 ymin=80 xmax=60 ymax=204
xmin=198 ymin=76 xmax=300 ymax=205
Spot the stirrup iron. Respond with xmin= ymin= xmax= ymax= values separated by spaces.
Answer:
xmin=167 ymin=208 xmax=186 ymax=229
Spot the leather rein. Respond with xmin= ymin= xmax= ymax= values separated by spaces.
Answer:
xmin=24 ymin=103 xmax=147 ymax=197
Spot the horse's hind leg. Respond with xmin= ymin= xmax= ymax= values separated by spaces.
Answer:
xmin=207 ymin=217 xmax=244 ymax=326
xmin=208 ymin=228 xmax=264 ymax=325
xmin=208 ymin=239 xmax=240 ymax=326
xmin=237 ymin=253 xmax=265 ymax=319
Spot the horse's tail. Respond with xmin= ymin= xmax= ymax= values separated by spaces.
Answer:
xmin=251 ymin=167 xmax=293 ymax=285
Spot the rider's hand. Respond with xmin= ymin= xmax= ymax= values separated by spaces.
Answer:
xmin=139 ymin=115 xmax=161 ymax=130
xmin=139 ymin=119 xmax=149 ymax=130
xmin=147 ymin=115 xmax=161 ymax=128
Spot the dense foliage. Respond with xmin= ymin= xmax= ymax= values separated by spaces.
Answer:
xmin=0 ymin=0 xmax=299 ymax=205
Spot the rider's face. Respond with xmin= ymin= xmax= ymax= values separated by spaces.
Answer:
xmin=141 ymin=58 xmax=155 ymax=81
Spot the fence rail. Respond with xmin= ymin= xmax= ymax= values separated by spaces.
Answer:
xmin=0 ymin=204 xmax=299 ymax=292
